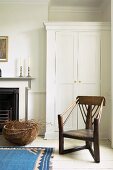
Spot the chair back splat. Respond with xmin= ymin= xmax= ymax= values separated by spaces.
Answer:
xmin=58 ymin=96 xmax=105 ymax=163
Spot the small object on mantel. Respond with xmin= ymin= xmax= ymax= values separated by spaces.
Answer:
xmin=0 ymin=69 xmax=2 ymax=77
xmin=19 ymin=66 xmax=23 ymax=77
xmin=27 ymin=66 xmax=31 ymax=77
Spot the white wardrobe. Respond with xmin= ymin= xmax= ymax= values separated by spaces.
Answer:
xmin=44 ymin=22 xmax=110 ymax=139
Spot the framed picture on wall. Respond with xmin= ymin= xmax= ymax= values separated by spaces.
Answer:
xmin=0 ymin=36 xmax=8 ymax=62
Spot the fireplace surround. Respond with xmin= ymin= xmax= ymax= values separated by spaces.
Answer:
xmin=0 ymin=77 xmax=34 ymax=133
xmin=0 ymin=88 xmax=19 ymax=133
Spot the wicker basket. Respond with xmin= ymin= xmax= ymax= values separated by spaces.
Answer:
xmin=2 ymin=121 xmax=39 ymax=145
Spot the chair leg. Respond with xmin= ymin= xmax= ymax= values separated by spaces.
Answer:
xmin=94 ymin=118 xmax=100 ymax=163
xmin=59 ymin=135 xmax=64 ymax=154
xmin=94 ymin=136 xmax=100 ymax=163
xmin=58 ymin=115 xmax=64 ymax=154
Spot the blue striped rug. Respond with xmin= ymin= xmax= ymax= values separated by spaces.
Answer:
xmin=0 ymin=147 xmax=53 ymax=170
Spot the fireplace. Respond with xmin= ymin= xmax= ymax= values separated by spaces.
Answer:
xmin=0 ymin=88 xmax=19 ymax=133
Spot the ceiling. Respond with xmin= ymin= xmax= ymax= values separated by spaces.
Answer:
xmin=0 ymin=0 xmax=48 ymax=4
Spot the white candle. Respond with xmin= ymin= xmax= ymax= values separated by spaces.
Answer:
xmin=28 ymin=57 xmax=30 ymax=67
xmin=20 ymin=57 xmax=22 ymax=66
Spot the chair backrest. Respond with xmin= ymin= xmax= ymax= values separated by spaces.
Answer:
xmin=76 ymin=96 xmax=105 ymax=129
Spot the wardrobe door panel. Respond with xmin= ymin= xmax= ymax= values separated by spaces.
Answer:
xmin=55 ymin=32 xmax=78 ymax=130
xmin=77 ymin=32 xmax=100 ymax=129
xmin=55 ymin=84 xmax=77 ymax=130
xmin=78 ymin=32 xmax=100 ymax=84
xmin=56 ymin=32 xmax=74 ymax=83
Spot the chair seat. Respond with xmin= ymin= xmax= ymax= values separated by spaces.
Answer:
xmin=63 ymin=129 xmax=93 ymax=140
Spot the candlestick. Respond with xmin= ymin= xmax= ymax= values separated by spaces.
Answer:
xmin=27 ymin=66 xmax=31 ymax=77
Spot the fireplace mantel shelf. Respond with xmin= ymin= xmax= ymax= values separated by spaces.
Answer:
xmin=0 ymin=77 xmax=35 ymax=89
xmin=0 ymin=77 xmax=34 ymax=81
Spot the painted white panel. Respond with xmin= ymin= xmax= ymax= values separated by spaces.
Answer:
xmin=28 ymin=92 xmax=46 ymax=135
xmin=77 ymin=32 xmax=100 ymax=129
xmin=55 ymin=32 xmax=75 ymax=130
xmin=46 ymin=30 xmax=56 ymax=135
xmin=56 ymin=32 xmax=74 ymax=83
xmin=55 ymin=32 xmax=78 ymax=131
xmin=78 ymin=32 xmax=100 ymax=83
xmin=74 ymin=33 xmax=78 ymax=83
xmin=55 ymin=84 xmax=75 ymax=130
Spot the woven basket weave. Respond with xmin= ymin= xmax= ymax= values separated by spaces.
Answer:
xmin=2 ymin=121 xmax=38 ymax=145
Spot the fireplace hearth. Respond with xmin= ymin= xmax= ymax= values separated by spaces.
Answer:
xmin=0 ymin=88 xmax=19 ymax=133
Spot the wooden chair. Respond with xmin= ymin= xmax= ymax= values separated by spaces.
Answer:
xmin=58 ymin=96 xmax=105 ymax=163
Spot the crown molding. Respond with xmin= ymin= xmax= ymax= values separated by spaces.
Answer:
xmin=0 ymin=0 xmax=49 ymax=5
xmin=49 ymin=6 xmax=101 ymax=14
xmin=44 ymin=22 xmax=111 ymax=31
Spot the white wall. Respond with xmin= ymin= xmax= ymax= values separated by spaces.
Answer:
xmin=49 ymin=0 xmax=111 ymax=22
xmin=49 ymin=6 xmax=102 ymax=22
xmin=0 ymin=4 xmax=48 ymax=133
xmin=111 ymin=0 xmax=113 ymax=147
xmin=100 ymin=30 xmax=111 ymax=139
xmin=101 ymin=0 xmax=111 ymax=21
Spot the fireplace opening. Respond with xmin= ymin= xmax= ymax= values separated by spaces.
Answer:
xmin=0 ymin=88 xmax=19 ymax=133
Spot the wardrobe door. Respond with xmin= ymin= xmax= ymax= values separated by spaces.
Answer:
xmin=77 ymin=32 xmax=101 ymax=129
xmin=55 ymin=31 xmax=78 ymax=130
xmin=45 ymin=22 xmax=110 ymax=139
